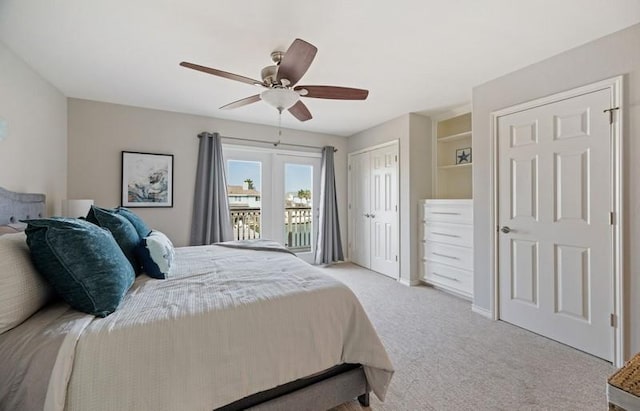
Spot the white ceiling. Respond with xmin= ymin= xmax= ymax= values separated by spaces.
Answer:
xmin=1 ymin=1 xmax=639 ymax=136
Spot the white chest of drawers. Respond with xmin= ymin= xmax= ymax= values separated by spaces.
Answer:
xmin=419 ymin=199 xmax=473 ymax=299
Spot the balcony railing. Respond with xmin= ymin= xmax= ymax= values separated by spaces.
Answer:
xmin=230 ymin=208 xmax=261 ymax=240
xmin=284 ymin=207 xmax=312 ymax=252
xmin=230 ymin=207 xmax=312 ymax=252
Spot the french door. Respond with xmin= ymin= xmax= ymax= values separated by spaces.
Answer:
xmin=224 ymin=147 xmax=321 ymax=263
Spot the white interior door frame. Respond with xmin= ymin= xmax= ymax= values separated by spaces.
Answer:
xmin=488 ymin=76 xmax=624 ymax=366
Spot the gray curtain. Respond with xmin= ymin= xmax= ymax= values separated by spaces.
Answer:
xmin=314 ymin=146 xmax=344 ymax=264
xmin=190 ymin=132 xmax=233 ymax=245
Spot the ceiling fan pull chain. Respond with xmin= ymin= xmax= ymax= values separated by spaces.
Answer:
xmin=278 ymin=107 xmax=283 ymax=137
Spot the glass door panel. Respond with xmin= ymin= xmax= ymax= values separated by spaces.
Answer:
xmin=226 ymin=159 xmax=262 ymax=240
xmin=274 ymin=154 xmax=321 ymax=263
xmin=284 ymin=163 xmax=313 ymax=252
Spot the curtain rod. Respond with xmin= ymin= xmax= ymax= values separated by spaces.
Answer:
xmin=220 ymin=135 xmax=338 ymax=152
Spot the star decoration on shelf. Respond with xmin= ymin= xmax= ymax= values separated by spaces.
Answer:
xmin=457 ymin=149 xmax=471 ymax=164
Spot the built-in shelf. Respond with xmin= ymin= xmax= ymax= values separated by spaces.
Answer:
xmin=434 ymin=111 xmax=473 ymax=199
xmin=437 ymin=131 xmax=472 ymax=143
xmin=438 ymin=163 xmax=472 ymax=170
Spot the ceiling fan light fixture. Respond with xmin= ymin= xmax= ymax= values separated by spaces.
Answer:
xmin=260 ymin=88 xmax=300 ymax=110
xmin=180 ymin=38 xmax=368 ymax=122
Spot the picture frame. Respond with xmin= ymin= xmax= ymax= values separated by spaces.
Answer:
xmin=121 ymin=151 xmax=174 ymax=208
xmin=455 ymin=147 xmax=472 ymax=165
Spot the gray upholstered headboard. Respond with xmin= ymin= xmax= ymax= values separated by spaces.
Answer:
xmin=0 ymin=187 xmax=46 ymax=225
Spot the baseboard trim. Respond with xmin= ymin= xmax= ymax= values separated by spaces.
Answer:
xmin=471 ymin=304 xmax=492 ymax=319
xmin=399 ymin=278 xmax=421 ymax=287
xmin=419 ymin=280 xmax=472 ymax=301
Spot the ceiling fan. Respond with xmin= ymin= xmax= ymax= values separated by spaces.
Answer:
xmin=179 ymin=38 xmax=369 ymax=122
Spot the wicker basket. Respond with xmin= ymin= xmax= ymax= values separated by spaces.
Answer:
xmin=608 ymin=352 xmax=640 ymax=410
xmin=610 ymin=353 xmax=640 ymax=396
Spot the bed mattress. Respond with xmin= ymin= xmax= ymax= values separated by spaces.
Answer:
xmin=1 ymin=244 xmax=393 ymax=411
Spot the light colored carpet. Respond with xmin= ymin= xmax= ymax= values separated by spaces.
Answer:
xmin=323 ymin=263 xmax=614 ymax=411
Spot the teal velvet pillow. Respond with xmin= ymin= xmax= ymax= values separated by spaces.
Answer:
xmin=23 ymin=218 xmax=134 ymax=317
xmin=135 ymin=230 xmax=175 ymax=279
xmin=86 ymin=206 xmax=141 ymax=272
xmin=115 ymin=207 xmax=151 ymax=239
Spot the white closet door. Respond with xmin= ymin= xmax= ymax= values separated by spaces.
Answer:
xmin=498 ymin=88 xmax=613 ymax=361
xmin=348 ymin=142 xmax=399 ymax=279
xmin=350 ymin=151 xmax=371 ymax=268
xmin=369 ymin=145 xmax=399 ymax=279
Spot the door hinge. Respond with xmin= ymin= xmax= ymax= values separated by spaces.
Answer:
xmin=609 ymin=211 xmax=615 ymax=225
xmin=348 ymin=164 xmax=351 ymax=171
xmin=603 ymin=107 xmax=620 ymax=125
xmin=348 ymin=203 xmax=351 ymax=210
xmin=610 ymin=313 xmax=617 ymax=327
xmin=395 ymin=205 xmax=398 ymax=212
xmin=395 ymin=255 xmax=398 ymax=262
xmin=395 ymin=155 xmax=398 ymax=162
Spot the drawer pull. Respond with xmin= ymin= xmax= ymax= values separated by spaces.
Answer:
xmin=432 ymin=252 xmax=459 ymax=260
xmin=430 ymin=212 xmax=461 ymax=215
xmin=432 ymin=272 xmax=460 ymax=282
xmin=431 ymin=232 xmax=460 ymax=238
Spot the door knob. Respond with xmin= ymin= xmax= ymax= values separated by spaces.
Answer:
xmin=500 ymin=226 xmax=511 ymax=234
xmin=364 ymin=213 xmax=370 ymax=218
xmin=370 ymin=214 xmax=375 ymax=218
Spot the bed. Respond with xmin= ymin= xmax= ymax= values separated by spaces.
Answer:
xmin=0 ymin=187 xmax=393 ymax=411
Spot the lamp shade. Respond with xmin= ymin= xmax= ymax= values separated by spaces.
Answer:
xmin=260 ymin=88 xmax=300 ymax=110
xmin=61 ymin=199 xmax=94 ymax=218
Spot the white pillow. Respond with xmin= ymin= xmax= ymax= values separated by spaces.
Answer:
xmin=135 ymin=230 xmax=175 ymax=279
xmin=0 ymin=232 xmax=53 ymax=334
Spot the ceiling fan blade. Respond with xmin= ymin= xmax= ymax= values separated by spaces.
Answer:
xmin=295 ymin=85 xmax=369 ymax=100
xmin=180 ymin=62 xmax=264 ymax=86
xmin=219 ymin=94 xmax=261 ymax=110
xmin=276 ymin=39 xmax=317 ymax=86
xmin=288 ymin=100 xmax=313 ymax=122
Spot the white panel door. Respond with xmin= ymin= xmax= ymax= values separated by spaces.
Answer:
xmin=350 ymin=151 xmax=371 ymax=268
xmin=369 ymin=145 xmax=399 ymax=279
xmin=498 ymin=88 xmax=613 ymax=361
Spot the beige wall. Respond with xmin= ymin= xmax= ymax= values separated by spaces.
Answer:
xmin=408 ymin=113 xmax=433 ymax=281
xmin=472 ymin=23 xmax=640 ymax=356
xmin=67 ymin=99 xmax=348 ymax=248
xmin=347 ymin=113 xmax=432 ymax=284
xmin=0 ymin=41 xmax=67 ymax=215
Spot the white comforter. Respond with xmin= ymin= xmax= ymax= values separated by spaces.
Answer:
xmin=2 ymin=244 xmax=393 ymax=411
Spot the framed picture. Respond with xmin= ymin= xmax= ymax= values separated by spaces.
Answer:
xmin=455 ymin=147 xmax=472 ymax=165
xmin=121 ymin=151 xmax=173 ymax=208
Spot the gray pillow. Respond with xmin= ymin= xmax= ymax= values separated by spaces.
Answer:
xmin=23 ymin=218 xmax=134 ymax=317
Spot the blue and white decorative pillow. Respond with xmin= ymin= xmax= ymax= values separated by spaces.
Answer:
xmin=135 ymin=231 xmax=175 ymax=279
